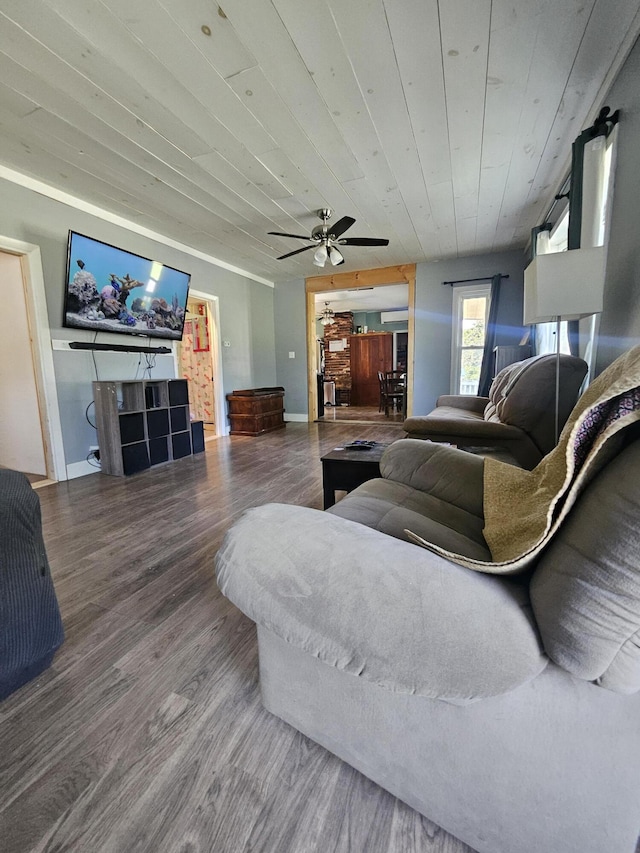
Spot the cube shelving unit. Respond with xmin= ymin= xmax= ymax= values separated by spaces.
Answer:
xmin=92 ymin=379 xmax=201 ymax=476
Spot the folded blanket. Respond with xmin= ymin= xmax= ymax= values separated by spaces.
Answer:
xmin=407 ymin=346 xmax=640 ymax=575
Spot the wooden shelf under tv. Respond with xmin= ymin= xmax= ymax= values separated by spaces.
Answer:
xmin=92 ymin=379 xmax=203 ymax=476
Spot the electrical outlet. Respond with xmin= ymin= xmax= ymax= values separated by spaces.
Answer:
xmin=89 ymin=445 xmax=99 ymax=452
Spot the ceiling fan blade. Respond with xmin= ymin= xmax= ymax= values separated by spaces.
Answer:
xmin=276 ymin=244 xmax=315 ymax=260
xmin=339 ymin=237 xmax=390 ymax=247
xmin=329 ymin=216 xmax=356 ymax=238
xmin=268 ymin=231 xmax=312 ymax=240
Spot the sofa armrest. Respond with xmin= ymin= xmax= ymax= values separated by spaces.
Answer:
xmin=403 ymin=415 xmax=525 ymax=442
xmin=380 ymin=440 xmax=484 ymax=517
xmin=215 ymin=504 xmax=547 ymax=703
xmin=436 ymin=395 xmax=490 ymax=413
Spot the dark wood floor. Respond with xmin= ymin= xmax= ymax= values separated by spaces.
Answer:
xmin=317 ymin=404 xmax=405 ymax=424
xmin=0 ymin=423 xmax=473 ymax=853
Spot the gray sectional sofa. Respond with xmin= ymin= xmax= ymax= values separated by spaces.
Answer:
xmin=216 ymin=436 xmax=640 ymax=853
xmin=403 ymin=353 xmax=588 ymax=468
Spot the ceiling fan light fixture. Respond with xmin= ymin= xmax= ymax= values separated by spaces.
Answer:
xmin=270 ymin=209 xmax=389 ymax=265
xmin=319 ymin=301 xmax=335 ymax=325
xmin=313 ymin=244 xmax=328 ymax=267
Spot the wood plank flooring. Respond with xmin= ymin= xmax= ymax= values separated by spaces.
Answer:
xmin=0 ymin=423 xmax=474 ymax=853
xmin=317 ymin=404 xmax=405 ymax=424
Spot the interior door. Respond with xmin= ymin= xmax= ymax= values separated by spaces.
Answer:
xmin=350 ymin=333 xmax=392 ymax=406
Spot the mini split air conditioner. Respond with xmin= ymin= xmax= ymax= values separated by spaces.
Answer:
xmin=380 ymin=310 xmax=409 ymax=324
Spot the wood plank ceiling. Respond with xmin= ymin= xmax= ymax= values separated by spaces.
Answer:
xmin=0 ymin=0 xmax=638 ymax=282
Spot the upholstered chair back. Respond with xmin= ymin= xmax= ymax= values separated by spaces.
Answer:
xmin=484 ymin=354 xmax=588 ymax=456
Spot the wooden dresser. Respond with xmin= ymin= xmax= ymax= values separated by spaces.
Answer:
xmin=226 ymin=387 xmax=286 ymax=436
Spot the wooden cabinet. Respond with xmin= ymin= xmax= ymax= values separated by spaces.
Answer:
xmin=93 ymin=379 xmax=201 ymax=476
xmin=226 ymin=387 xmax=285 ymax=436
xmin=350 ymin=333 xmax=393 ymax=406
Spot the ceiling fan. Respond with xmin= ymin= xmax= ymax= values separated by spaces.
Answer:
xmin=268 ymin=208 xmax=389 ymax=267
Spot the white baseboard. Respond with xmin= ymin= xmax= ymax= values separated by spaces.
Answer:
xmin=66 ymin=459 xmax=101 ymax=479
xmin=284 ymin=413 xmax=309 ymax=423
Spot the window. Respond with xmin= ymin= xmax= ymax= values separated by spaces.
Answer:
xmin=451 ymin=285 xmax=491 ymax=395
xmin=534 ymin=210 xmax=572 ymax=356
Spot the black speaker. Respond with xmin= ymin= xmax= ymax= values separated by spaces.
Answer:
xmin=122 ymin=442 xmax=150 ymax=475
xmin=149 ymin=437 xmax=169 ymax=466
xmin=147 ymin=408 xmax=170 ymax=439
xmin=191 ymin=420 xmax=205 ymax=454
xmin=172 ymin=432 xmax=191 ymax=459
xmin=170 ymin=406 xmax=188 ymax=433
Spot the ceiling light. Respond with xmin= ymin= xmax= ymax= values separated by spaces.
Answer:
xmin=328 ymin=246 xmax=343 ymax=266
xmin=313 ymin=244 xmax=328 ymax=267
xmin=319 ymin=302 xmax=335 ymax=325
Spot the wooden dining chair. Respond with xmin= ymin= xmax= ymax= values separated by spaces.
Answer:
xmin=382 ymin=371 xmax=405 ymax=417
xmin=377 ymin=371 xmax=386 ymax=412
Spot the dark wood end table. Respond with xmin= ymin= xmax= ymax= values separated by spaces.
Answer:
xmin=321 ymin=443 xmax=390 ymax=509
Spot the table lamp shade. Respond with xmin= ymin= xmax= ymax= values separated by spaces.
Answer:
xmin=523 ymin=246 xmax=606 ymax=324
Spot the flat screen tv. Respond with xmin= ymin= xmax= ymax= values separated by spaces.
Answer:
xmin=63 ymin=231 xmax=191 ymax=341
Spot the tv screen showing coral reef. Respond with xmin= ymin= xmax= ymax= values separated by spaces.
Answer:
xmin=63 ymin=231 xmax=191 ymax=341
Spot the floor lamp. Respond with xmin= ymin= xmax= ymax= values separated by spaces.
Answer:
xmin=524 ymin=246 xmax=606 ymax=441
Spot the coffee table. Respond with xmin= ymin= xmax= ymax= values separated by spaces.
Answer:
xmin=321 ymin=443 xmax=390 ymax=509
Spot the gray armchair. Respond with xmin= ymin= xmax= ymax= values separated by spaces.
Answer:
xmin=403 ymin=353 xmax=588 ymax=468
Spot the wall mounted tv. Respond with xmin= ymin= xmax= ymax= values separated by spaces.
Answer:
xmin=64 ymin=231 xmax=191 ymax=342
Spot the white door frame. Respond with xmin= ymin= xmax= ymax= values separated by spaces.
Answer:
xmin=0 ymin=235 xmax=66 ymax=481
xmin=178 ymin=288 xmax=227 ymax=437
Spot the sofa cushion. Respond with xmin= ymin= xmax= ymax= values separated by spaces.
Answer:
xmin=530 ymin=438 xmax=640 ymax=694
xmin=487 ymin=354 xmax=588 ymax=454
xmin=379 ymin=439 xmax=486 ymax=516
xmin=328 ymin=478 xmax=491 ymax=561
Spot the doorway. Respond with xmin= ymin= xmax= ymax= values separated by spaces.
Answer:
xmin=306 ymin=265 xmax=415 ymax=425
xmin=0 ymin=238 xmax=65 ymax=483
xmin=177 ymin=289 xmax=226 ymax=438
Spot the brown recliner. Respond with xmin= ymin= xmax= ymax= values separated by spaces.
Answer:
xmin=403 ymin=354 xmax=588 ymax=469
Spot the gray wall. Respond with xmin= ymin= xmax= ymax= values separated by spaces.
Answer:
xmin=595 ymin=36 xmax=640 ymax=373
xmin=352 ymin=311 xmax=408 ymax=333
xmin=0 ymin=177 xmax=276 ymax=466
xmin=274 ymin=249 xmax=527 ymax=418
xmin=413 ymin=250 xmax=526 ymax=414
xmin=274 ymin=278 xmax=308 ymax=415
